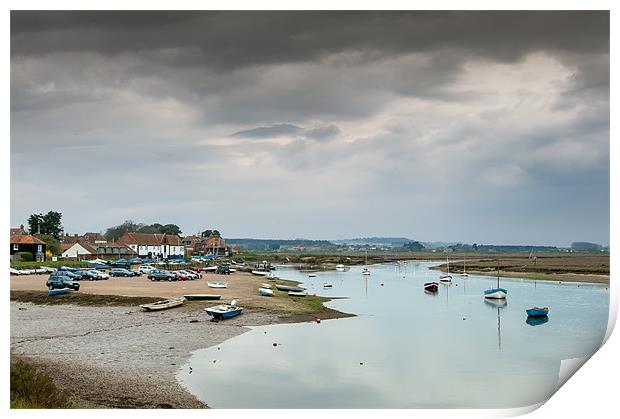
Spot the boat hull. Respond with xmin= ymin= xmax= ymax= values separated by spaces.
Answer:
xmin=484 ymin=288 xmax=508 ymax=299
xmin=526 ymin=308 xmax=549 ymax=317
xmin=288 ymin=291 xmax=307 ymax=297
xmin=48 ymin=288 xmax=70 ymax=296
xmin=207 ymin=282 xmax=228 ymax=288
xmin=275 ymin=284 xmax=305 ymax=292
xmin=140 ymin=298 xmax=185 ymax=311
xmin=183 ymin=294 xmax=221 ymax=300
xmin=259 ymin=288 xmax=274 ymax=296
xmin=205 ymin=307 xmax=243 ymax=320
xmin=424 ymin=282 xmax=439 ymax=293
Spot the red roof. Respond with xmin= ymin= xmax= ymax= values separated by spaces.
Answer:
xmin=119 ymin=232 xmax=181 ymax=246
xmin=10 ymin=235 xmax=46 ymax=245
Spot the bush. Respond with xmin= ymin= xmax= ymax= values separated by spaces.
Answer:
xmin=10 ymin=359 xmax=72 ymax=408
xmin=15 ymin=252 xmax=34 ymax=262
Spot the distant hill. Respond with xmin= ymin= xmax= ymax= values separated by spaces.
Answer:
xmin=331 ymin=237 xmax=413 ymax=246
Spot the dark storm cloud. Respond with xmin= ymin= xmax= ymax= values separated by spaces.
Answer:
xmin=10 ymin=11 xmax=610 ymax=244
xmin=11 ymin=11 xmax=609 ymax=68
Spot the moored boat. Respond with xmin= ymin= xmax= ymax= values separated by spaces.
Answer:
xmin=439 ymin=256 xmax=452 ymax=282
xmin=205 ymin=300 xmax=243 ymax=320
xmin=323 ymin=282 xmax=333 ymax=288
xmin=484 ymin=262 xmax=507 ymax=300
xmin=140 ymin=297 xmax=185 ymax=311
xmin=526 ymin=307 xmax=549 ymax=317
xmin=424 ymin=282 xmax=439 ymax=293
xmin=275 ymin=284 xmax=305 ymax=292
xmin=259 ymin=288 xmax=274 ymax=297
xmin=335 ymin=264 xmax=345 ymax=271
xmin=251 ymin=270 xmax=269 ymax=276
xmin=308 ymin=273 xmax=317 ymax=277
xmin=183 ymin=294 xmax=221 ymax=301
xmin=48 ymin=287 xmax=70 ymax=296
xmin=207 ymin=282 xmax=228 ymax=288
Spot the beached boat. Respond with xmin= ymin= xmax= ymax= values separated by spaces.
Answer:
xmin=183 ymin=294 xmax=222 ymax=301
xmin=526 ymin=307 xmax=549 ymax=317
xmin=323 ymin=282 xmax=333 ymax=288
xmin=228 ymin=268 xmax=237 ymax=273
xmin=335 ymin=264 xmax=345 ymax=271
xmin=260 ymin=283 xmax=272 ymax=289
xmin=484 ymin=262 xmax=507 ymax=300
xmin=424 ymin=282 xmax=439 ymax=293
xmin=48 ymin=288 xmax=70 ymax=296
xmin=140 ymin=297 xmax=185 ymax=311
xmin=251 ymin=270 xmax=269 ymax=276
xmin=208 ymin=282 xmax=228 ymax=288
xmin=204 ymin=266 xmax=218 ymax=272
xmin=288 ymin=291 xmax=308 ymax=297
xmin=259 ymin=288 xmax=274 ymax=297
xmin=275 ymin=284 xmax=305 ymax=292
xmin=204 ymin=300 xmax=243 ymax=320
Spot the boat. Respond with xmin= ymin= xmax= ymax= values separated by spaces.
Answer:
xmin=308 ymin=273 xmax=317 ymax=277
xmin=424 ymin=282 xmax=439 ymax=293
xmin=484 ymin=262 xmax=507 ymax=300
xmin=275 ymin=284 xmax=305 ymax=292
xmin=439 ymin=256 xmax=452 ymax=282
xmin=526 ymin=307 xmax=549 ymax=317
xmin=335 ymin=264 xmax=345 ymax=271
xmin=228 ymin=268 xmax=237 ymax=273
xmin=251 ymin=270 xmax=269 ymax=276
xmin=204 ymin=300 xmax=243 ymax=320
xmin=460 ymin=257 xmax=469 ymax=277
xmin=362 ymin=250 xmax=371 ymax=275
xmin=260 ymin=283 xmax=272 ymax=289
xmin=208 ymin=282 xmax=228 ymax=288
xmin=259 ymin=288 xmax=274 ymax=297
xmin=183 ymin=294 xmax=221 ymax=301
xmin=140 ymin=297 xmax=185 ymax=311
xmin=204 ymin=266 xmax=218 ymax=271
xmin=288 ymin=291 xmax=308 ymax=297
xmin=48 ymin=288 xmax=70 ymax=296
xmin=323 ymin=282 xmax=333 ymax=288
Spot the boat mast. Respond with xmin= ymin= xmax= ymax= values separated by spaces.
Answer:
xmin=447 ymin=256 xmax=450 ymax=274
xmin=497 ymin=260 xmax=500 ymax=289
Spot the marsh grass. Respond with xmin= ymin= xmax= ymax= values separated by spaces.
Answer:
xmin=10 ymin=359 xmax=72 ymax=409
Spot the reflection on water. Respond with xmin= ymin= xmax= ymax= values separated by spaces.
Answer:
xmin=527 ymin=316 xmax=550 ymax=326
xmin=179 ymin=262 xmax=609 ymax=408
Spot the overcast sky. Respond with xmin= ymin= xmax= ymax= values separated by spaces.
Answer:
xmin=10 ymin=11 xmax=609 ymax=245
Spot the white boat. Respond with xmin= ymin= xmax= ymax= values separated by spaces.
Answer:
xmin=335 ymin=264 xmax=345 ymax=271
xmin=204 ymin=266 xmax=218 ymax=271
xmin=208 ymin=281 xmax=228 ymax=288
xmin=362 ymin=250 xmax=371 ymax=275
xmin=460 ymin=257 xmax=469 ymax=277
xmin=228 ymin=268 xmax=237 ymax=273
xmin=308 ymin=273 xmax=317 ymax=277
xmin=205 ymin=300 xmax=243 ymax=320
xmin=484 ymin=262 xmax=508 ymax=300
xmin=323 ymin=282 xmax=333 ymax=288
xmin=251 ymin=270 xmax=269 ymax=276
xmin=260 ymin=283 xmax=272 ymax=289
xmin=259 ymin=288 xmax=274 ymax=297
xmin=140 ymin=297 xmax=185 ymax=311
xmin=439 ymin=256 xmax=452 ymax=282
xmin=288 ymin=291 xmax=308 ymax=297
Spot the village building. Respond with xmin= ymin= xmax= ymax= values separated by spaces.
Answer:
xmin=10 ymin=224 xmax=27 ymax=236
xmin=60 ymin=232 xmax=107 ymax=244
xmin=10 ymin=234 xmax=46 ymax=261
xmin=118 ymin=232 xmax=184 ymax=259
xmin=61 ymin=241 xmax=137 ymax=260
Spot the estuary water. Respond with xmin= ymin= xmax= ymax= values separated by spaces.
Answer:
xmin=178 ymin=262 xmax=609 ymax=408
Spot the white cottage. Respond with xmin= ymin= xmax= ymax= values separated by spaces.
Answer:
xmin=118 ymin=232 xmax=184 ymax=259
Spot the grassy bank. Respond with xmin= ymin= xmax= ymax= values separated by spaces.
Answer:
xmin=10 ymin=291 xmax=161 ymax=307
xmin=11 ymin=358 xmax=72 ymax=408
xmin=11 ymin=260 xmax=90 ymax=269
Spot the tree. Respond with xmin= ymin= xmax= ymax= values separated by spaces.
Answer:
xmin=27 ymin=211 xmax=63 ymax=239
xmin=570 ymin=242 xmax=602 ymax=252
xmin=160 ymin=224 xmax=182 ymax=235
xmin=37 ymin=234 xmax=61 ymax=256
xmin=403 ymin=241 xmax=425 ymax=252
xmin=201 ymin=229 xmax=220 ymax=238
xmin=104 ymin=220 xmax=144 ymax=241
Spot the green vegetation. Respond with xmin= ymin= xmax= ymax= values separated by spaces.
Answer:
xmin=27 ymin=211 xmax=64 ymax=239
xmin=11 ymin=260 xmax=90 ymax=269
xmin=11 ymin=358 xmax=72 ymax=408
xmin=103 ymin=220 xmax=182 ymax=241
xmin=201 ymin=229 xmax=221 ymax=237
xmin=11 ymin=291 xmax=161 ymax=306
xmin=37 ymin=234 xmax=61 ymax=256
xmin=15 ymin=252 xmax=34 ymax=262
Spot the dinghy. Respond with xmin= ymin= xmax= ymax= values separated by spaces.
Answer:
xmin=526 ymin=307 xmax=549 ymax=317
xmin=260 ymin=283 xmax=272 ymax=289
xmin=288 ymin=291 xmax=308 ymax=297
xmin=205 ymin=300 xmax=243 ymax=320
xmin=439 ymin=256 xmax=452 ymax=282
xmin=335 ymin=264 xmax=345 ymax=271
xmin=484 ymin=262 xmax=507 ymax=300
xmin=140 ymin=297 xmax=185 ymax=311
xmin=183 ymin=294 xmax=221 ymax=301
xmin=424 ymin=282 xmax=439 ymax=293
xmin=275 ymin=284 xmax=305 ymax=292
xmin=259 ymin=288 xmax=274 ymax=297
xmin=323 ymin=282 xmax=333 ymax=288
xmin=251 ymin=270 xmax=269 ymax=276
xmin=308 ymin=273 xmax=317 ymax=277
xmin=48 ymin=288 xmax=70 ymax=296
xmin=208 ymin=282 xmax=228 ymax=288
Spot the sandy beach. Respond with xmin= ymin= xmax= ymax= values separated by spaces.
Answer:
xmin=10 ymin=271 xmax=351 ymax=408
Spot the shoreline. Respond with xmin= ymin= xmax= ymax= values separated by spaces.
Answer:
xmin=429 ymin=266 xmax=610 ymax=284
xmin=10 ymin=290 xmax=353 ymax=408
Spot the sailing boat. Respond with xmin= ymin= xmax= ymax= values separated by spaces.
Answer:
xmin=460 ymin=256 xmax=469 ymax=277
xmin=484 ymin=261 xmax=507 ymax=299
xmin=362 ymin=250 xmax=371 ymax=275
xmin=439 ymin=256 xmax=452 ymax=283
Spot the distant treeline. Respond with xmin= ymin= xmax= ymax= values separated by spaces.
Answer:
xmin=227 ymin=238 xmax=334 ymax=251
xmin=332 ymin=237 xmax=413 ymax=245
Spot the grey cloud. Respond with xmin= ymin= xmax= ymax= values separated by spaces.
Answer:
xmin=303 ymin=124 xmax=341 ymax=141
xmin=232 ymin=123 xmax=302 ymax=138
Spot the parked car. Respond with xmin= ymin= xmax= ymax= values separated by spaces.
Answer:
xmin=138 ymin=265 xmax=157 ymax=274
xmin=216 ymin=263 xmax=231 ymax=275
xmin=46 ymin=276 xmax=80 ymax=291
xmin=110 ymin=268 xmax=140 ymax=277
xmin=79 ymin=270 xmax=107 ymax=281
xmin=58 ymin=266 xmax=81 ymax=272
xmin=179 ymin=270 xmax=201 ymax=279
xmin=148 ymin=270 xmax=176 ymax=281
xmin=54 ymin=270 xmax=83 ymax=280
xmin=90 ymin=269 xmax=110 ymax=279
xmin=174 ymin=271 xmax=191 ymax=281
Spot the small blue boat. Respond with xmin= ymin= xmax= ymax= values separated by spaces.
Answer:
xmin=205 ymin=300 xmax=243 ymax=320
xmin=526 ymin=307 xmax=549 ymax=317
xmin=48 ymin=288 xmax=70 ymax=296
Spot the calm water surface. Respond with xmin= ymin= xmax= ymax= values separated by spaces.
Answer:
xmin=178 ymin=262 xmax=609 ymax=408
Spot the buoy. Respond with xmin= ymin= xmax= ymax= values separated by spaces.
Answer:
xmin=273 ymin=343 xmax=278 ymax=347
xmin=316 ymin=318 xmax=321 ymax=324
xmin=380 ymin=283 xmax=384 ymax=286
xmin=359 ymin=362 xmax=364 ymax=365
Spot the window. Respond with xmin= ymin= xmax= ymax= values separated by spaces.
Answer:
xmin=13 ymin=244 xmax=18 ymax=251
xmin=37 ymin=245 xmax=42 ymax=252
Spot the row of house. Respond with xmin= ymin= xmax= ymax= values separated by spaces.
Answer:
xmin=10 ymin=225 xmax=230 ymax=261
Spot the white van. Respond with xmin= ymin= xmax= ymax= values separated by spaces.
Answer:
xmin=138 ymin=265 xmax=157 ymax=274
